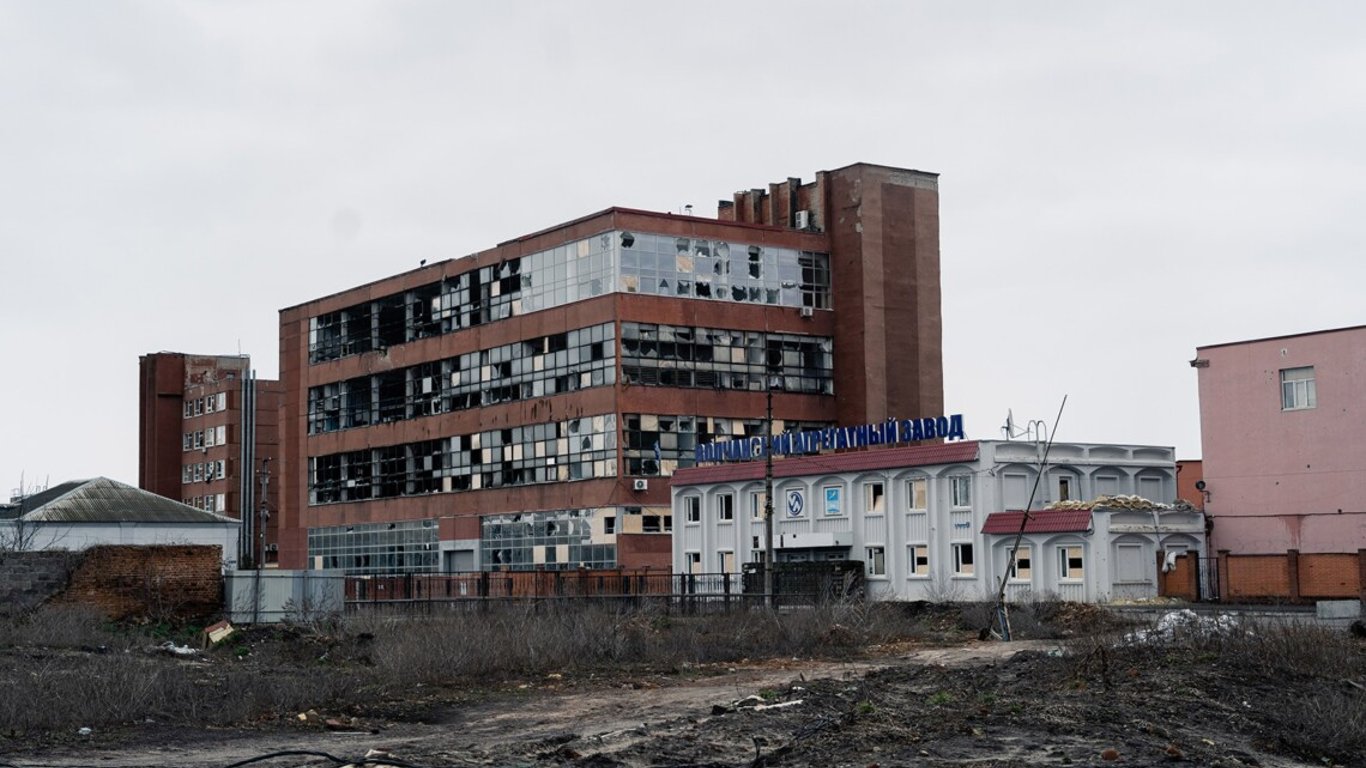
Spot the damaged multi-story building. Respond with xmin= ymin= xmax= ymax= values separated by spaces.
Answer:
xmin=138 ymin=352 xmax=282 ymax=565
xmin=275 ymin=162 xmax=946 ymax=574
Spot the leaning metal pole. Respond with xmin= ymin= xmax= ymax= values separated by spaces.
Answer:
xmin=764 ymin=384 xmax=775 ymax=610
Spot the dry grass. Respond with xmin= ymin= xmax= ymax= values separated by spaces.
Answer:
xmin=1063 ymin=615 xmax=1366 ymax=763
xmin=348 ymin=601 xmax=934 ymax=688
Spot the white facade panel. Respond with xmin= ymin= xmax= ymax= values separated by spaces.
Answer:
xmin=672 ymin=440 xmax=1196 ymax=604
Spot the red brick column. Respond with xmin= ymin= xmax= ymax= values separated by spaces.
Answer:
xmin=1358 ymin=549 xmax=1366 ymax=604
xmin=1287 ymin=549 xmax=1301 ymax=604
xmin=1217 ymin=550 xmax=1230 ymax=602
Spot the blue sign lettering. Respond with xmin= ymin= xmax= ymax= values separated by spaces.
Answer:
xmin=693 ymin=413 xmax=968 ymax=464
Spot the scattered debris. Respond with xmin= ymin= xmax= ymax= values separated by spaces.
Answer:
xmin=751 ymin=699 xmax=804 ymax=712
xmin=201 ymin=620 xmax=236 ymax=647
xmin=158 ymin=641 xmax=198 ymax=657
xmin=1124 ymin=609 xmax=1243 ymax=643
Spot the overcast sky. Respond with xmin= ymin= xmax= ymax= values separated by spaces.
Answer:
xmin=3 ymin=1 xmax=1364 ymax=494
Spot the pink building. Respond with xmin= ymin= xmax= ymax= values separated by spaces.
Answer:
xmin=1193 ymin=325 xmax=1366 ymax=555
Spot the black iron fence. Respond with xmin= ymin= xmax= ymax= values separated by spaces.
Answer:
xmin=345 ymin=562 xmax=866 ymax=613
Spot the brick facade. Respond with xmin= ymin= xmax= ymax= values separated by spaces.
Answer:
xmin=54 ymin=545 xmax=223 ymax=621
xmin=1218 ymin=549 xmax=1363 ymax=602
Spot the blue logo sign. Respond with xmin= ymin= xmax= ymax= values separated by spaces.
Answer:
xmin=786 ymin=489 xmax=805 ymax=518
xmin=824 ymin=486 xmax=842 ymax=517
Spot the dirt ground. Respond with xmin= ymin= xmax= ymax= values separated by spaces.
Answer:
xmin=9 ymin=630 xmax=1357 ymax=768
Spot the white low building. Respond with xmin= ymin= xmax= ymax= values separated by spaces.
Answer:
xmin=669 ymin=439 xmax=1205 ymax=603
xmin=1 ymin=477 xmax=241 ymax=567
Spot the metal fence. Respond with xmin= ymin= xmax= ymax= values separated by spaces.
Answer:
xmin=345 ymin=562 xmax=866 ymax=613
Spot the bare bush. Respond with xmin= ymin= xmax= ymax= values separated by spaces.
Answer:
xmin=1063 ymin=618 xmax=1366 ymax=763
xmin=0 ymin=604 xmax=128 ymax=651
xmin=347 ymin=601 xmax=934 ymax=690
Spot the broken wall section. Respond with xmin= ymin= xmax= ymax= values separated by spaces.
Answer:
xmin=54 ymin=544 xmax=224 ymax=622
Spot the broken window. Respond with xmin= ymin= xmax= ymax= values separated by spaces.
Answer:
xmin=865 ymin=546 xmax=886 ymax=577
xmin=1007 ymin=545 xmax=1032 ymax=581
xmin=953 ymin=543 xmax=975 ymax=577
xmin=1058 ymin=545 xmax=1085 ymax=581
xmin=717 ymin=494 xmax=734 ymax=522
xmin=908 ymin=545 xmax=929 ymax=577
xmin=865 ymin=482 xmax=885 ymax=515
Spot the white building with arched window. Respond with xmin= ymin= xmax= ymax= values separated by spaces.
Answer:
xmin=670 ymin=439 xmax=1205 ymax=603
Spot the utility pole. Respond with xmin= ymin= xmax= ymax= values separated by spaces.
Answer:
xmin=257 ymin=457 xmax=271 ymax=570
xmin=764 ymin=384 xmax=775 ymax=609
xmin=252 ymin=457 xmax=271 ymax=624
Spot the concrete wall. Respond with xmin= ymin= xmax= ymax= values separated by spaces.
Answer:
xmin=1197 ymin=327 xmax=1366 ymax=553
xmin=0 ymin=551 xmax=77 ymax=616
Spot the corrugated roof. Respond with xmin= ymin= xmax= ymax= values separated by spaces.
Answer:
xmin=672 ymin=441 xmax=980 ymax=487
xmin=12 ymin=478 xmax=239 ymax=524
xmin=981 ymin=509 xmax=1093 ymax=535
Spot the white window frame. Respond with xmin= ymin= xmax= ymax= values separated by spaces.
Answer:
xmin=717 ymin=493 xmax=734 ymax=522
xmin=1057 ymin=476 xmax=1072 ymax=502
xmin=214 ymin=460 xmax=226 ymax=480
xmin=685 ymin=551 xmax=701 ymax=574
xmin=1058 ymin=545 xmax=1085 ymax=581
xmin=1280 ymin=366 xmax=1316 ymax=411
xmin=216 ymin=425 xmax=226 ymax=444
xmin=683 ymin=496 xmax=701 ymax=524
xmin=217 ymin=392 xmax=228 ymax=411
xmin=750 ymin=491 xmax=766 ymax=520
xmin=906 ymin=477 xmax=927 ymax=511
xmin=864 ymin=481 xmax=885 ymax=516
xmin=950 ymin=475 xmax=972 ymax=508
xmin=865 ymin=546 xmax=886 ymax=577
xmin=952 ymin=542 xmax=975 ymax=577
xmin=907 ymin=544 xmax=930 ymax=577
xmin=183 ymin=402 xmax=193 ymax=418
xmin=718 ymin=550 xmax=735 ymax=574
xmin=1007 ymin=544 xmax=1033 ymax=582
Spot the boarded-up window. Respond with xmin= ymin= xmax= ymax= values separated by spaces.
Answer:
xmin=1004 ymin=474 xmax=1029 ymax=509
xmin=1058 ymin=545 xmax=1085 ymax=580
xmin=719 ymin=551 xmax=735 ymax=574
xmin=1116 ymin=544 xmax=1146 ymax=583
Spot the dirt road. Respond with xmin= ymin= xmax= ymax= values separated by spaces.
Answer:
xmin=13 ymin=638 xmax=1337 ymax=768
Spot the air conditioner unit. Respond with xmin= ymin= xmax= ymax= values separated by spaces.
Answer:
xmin=632 ymin=479 xmax=649 ymax=492
xmin=799 ymin=306 xmax=815 ymax=318
xmin=794 ymin=210 xmax=810 ymax=230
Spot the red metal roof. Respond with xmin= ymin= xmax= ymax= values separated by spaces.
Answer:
xmin=672 ymin=441 xmax=980 ymax=487
xmin=981 ymin=509 xmax=1093 ymax=535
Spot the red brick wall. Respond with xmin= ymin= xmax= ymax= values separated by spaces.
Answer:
xmin=1298 ymin=553 xmax=1360 ymax=598
xmin=1219 ymin=550 xmax=1364 ymax=602
xmin=1158 ymin=552 xmax=1200 ymax=601
xmin=55 ymin=545 xmax=223 ymax=621
xmin=616 ymin=533 xmax=674 ymax=571
xmin=1223 ymin=554 xmax=1291 ymax=599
